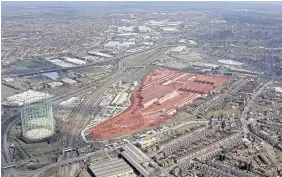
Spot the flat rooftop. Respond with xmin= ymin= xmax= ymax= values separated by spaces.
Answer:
xmin=88 ymin=158 xmax=133 ymax=177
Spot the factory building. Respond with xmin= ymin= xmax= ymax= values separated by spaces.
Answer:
xmin=192 ymin=62 xmax=220 ymax=70
xmin=121 ymin=42 xmax=135 ymax=48
xmin=156 ymin=91 xmax=179 ymax=104
xmin=62 ymin=57 xmax=87 ymax=65
xmin=59 ymin=97 xmax=79 ymax=107
xmin=104 ymin=41 xmax=120 ymax=48
xmin=111 ymin=92 xmax=129 ymax=106
xmin=170 ymin=46 xmax=186 ymax=53
xmin=143 ymin=42 xmax=154 ymax=46
xmin=136 ymin=138 xmax=159 ymax=149
xmin=47 ymin=81 xmax=63 ymax=88
xmin=118 ymin=26 xmax=136 ymax=33
xmin=42 ymin=72 xmax=59 ymax=81
xmin=138 ymin=26 xmax=153 ymax=33
xmin=88 ymin=51 xmax=113 ymax=58
xmin=188 ymin=40 xmax=197 ymax=45
xmin=218 ymin=60 xmax=243 ymax=66
xmin=4 ymin=90 xmax=52 ymax=106
xmin=49 ymin=59 xmax=74 ymax=68
xmin=2 ymin=77 xmax=14 ymax=82
xmin=274 ymin=87 xmax=282 ymax=93
xmin=120 ymin=143 xmax=151 ymax=177
xmin=161 ymin=27 xmax=179 ymax=32
xmin=61 ymin=77 xmax=77 ymax=85
xmin=88 ymin=158 xmax=136 ymax=177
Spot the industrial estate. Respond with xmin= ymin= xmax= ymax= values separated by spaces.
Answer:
xmin=1 ymin=2 xmax=282 ymax=177
xmin=91 ymin=68 xmax=229 ymax=139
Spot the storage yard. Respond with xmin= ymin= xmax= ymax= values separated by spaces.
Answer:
xmin=91 ymin=68 xmax=229 ymax=139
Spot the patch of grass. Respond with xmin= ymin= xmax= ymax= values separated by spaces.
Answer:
xmin=276 ymin=151 xmax=282 ymax=162
xmin=247 ymin=40 xmax=269 ymax=47
xmin=257 ymin=145 xmax=267 ymax=152
xmin=207 ymin=109 xmax=239 ymax=118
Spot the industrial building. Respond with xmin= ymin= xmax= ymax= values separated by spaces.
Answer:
xmin=118 ymin=26 xmax=136 ymax=33
xmin=142 ymin=42 xmax=154 ymax=46
xmin=161 ymin=27 xmax=179 ymax=32
xmin=2 ymin=77 xmax=14 ymax=82
xmin=61 ymin=77 xmax=77 ymax=85
xmin=88 ymin=158 xmax=136 ymax=177
xmin=42 ymin=72 xmax=59 ymax=80
xmin=218 ymin=59 xmax=244 ymax=66
xmin=192 ymin=62 xmax=220 ymax=69
xmin=88 ymin=51 xmax=113 ymax=58
xmin=21 ymin=100 xmax=55 ymax=142
xmin=62 ymin=57 xmax=87 ymax=65
xmin=274 ymin=87 xmax=282 ymax=93
xmin=188 ymin=40 xmax=197 ymax=45
xmin=48 ymin=59 xmax=74 ymax=68
xmin=59 ymin=97 xmax=79 ymax=107
xmin=47 ymin=81 xmax=63 ymax=88
xmin=111 ymin=92 xmax=129 ymax=106
xmin=138 ymin=26 xmax=153 ymax=33
xmin=4 ymin=90 xmax=52 ymax=106
xmin=121 ymin=143 xmax=150 ymax=163
xmin=136 ymin=138 xmax=159 ymax=149
xmin=170 ymin=46 xmax=186 ymax=53
xmin=120 ymin=143 xmax=151 ymax=177
xmin=104 ymin=41 xmax=120 ymax=48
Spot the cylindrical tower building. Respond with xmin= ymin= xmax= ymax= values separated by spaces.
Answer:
xmin=21 ymin=100 xmax=55 ymax=142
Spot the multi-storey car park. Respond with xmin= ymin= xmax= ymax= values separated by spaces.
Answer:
xmin=91 ymin=68 xmax=229 ymax=139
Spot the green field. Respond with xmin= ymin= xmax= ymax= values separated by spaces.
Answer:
xmin=247 ymin=40 xmax=268 ymax=47
xmin=207 ymin=109 xmax=240 ymax=118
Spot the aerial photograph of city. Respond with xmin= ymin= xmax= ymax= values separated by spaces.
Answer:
xmin=1 ymin=1 xmax=282 ymax=177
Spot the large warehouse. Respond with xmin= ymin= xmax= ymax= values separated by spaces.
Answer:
xmin=3 ymin=90 xmax=52 ymax=106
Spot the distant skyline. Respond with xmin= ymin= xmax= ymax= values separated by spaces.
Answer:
xmin=2 ymin=1 xmax=282 ymax=11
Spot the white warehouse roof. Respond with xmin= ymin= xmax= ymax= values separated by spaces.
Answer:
xmin=49 ymin=59 xmax=74 ymax=68
xmin=161 ymin=27 xmax=179 ymax=32
xmin=138 ymin=26 xmax=153 ymax=32
xmin=88 ymin=158 xmax=133 ymax=177
xmin=6 ymin=90 xmax=52 ymax=106
xmin=88 ymin=51 xmax=113 ymax=58
xmin=104 ymin=41 xmax=120 ymax=48
xmin=60 ymin=97 xmax=79 ymax=107
xmin=111 ymin=92 xmax=129 ymax=106
xmin=61 ymin=77 xmax=77 ymax=84
xmin=218 ymin=60 xmax=244 ymax=66
xmin=171 ymin=46 xmax=186 ymax=53
xmin=274 ymin=87 xmax=282 ymax=93
xmin=117 ymin=26 xmax=135 ymax=32
xmin=42 ymin=72 xmax=58 ymax=80
xmin=63 ymin=57 xmax=87 ymax=65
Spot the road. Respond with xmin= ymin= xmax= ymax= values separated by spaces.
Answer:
xmin=239 ymin=81 xmax=281 ymax=168
xmin=58 ymin=45 xmax=172 ymax=176
xmin=240 ymin=81 xmax=271 ymax=138
xmin=2 ymin=37 xmax=180 ymax=177
xmin=32 ymin=149 xmax=114 ymax=177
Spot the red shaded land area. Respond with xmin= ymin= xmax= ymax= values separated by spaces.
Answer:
xmin=91 ymin=68 xmax=229 ymax=139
